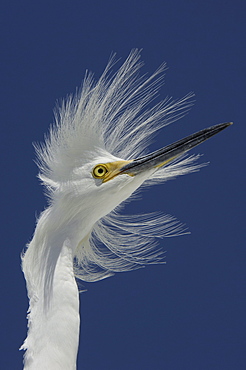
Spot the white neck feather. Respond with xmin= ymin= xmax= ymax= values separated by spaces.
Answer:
xmin=22 ymin=243 xmax=80 ymax=370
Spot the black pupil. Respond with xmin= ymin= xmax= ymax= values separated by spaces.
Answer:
xmin=98 ymin=168 xmax=104 ymax=174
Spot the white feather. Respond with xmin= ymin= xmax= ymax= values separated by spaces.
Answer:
xmin=21 ymin=50 xmax=203 ymax=369
xmin=33 ymin=50 xmax=201 ymax=282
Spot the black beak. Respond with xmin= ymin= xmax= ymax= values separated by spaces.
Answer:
xmin=120 ymin=122 xmax=232 ymax=175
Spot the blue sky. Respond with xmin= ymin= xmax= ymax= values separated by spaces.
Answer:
xmin=1 ymin=1 xmax=245 ymax=369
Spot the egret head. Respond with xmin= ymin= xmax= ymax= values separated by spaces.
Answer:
xmin=34 ymin=50 xmax=232 ymax=282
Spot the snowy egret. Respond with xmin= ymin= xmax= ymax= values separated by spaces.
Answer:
xmin=21 ymin=50 xmax=232 ymax=369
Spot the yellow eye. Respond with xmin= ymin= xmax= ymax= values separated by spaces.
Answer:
xmin=92 ymin=164 xmax=108 ymax=178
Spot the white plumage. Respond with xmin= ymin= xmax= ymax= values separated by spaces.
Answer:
xmin=21 ymin=50 xmax=231 ymax=369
